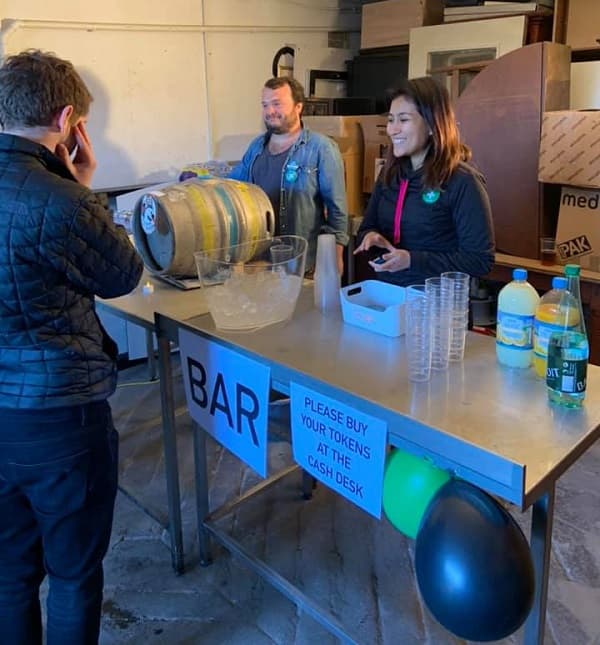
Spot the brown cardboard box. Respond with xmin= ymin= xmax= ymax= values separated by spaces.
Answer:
xmin=538 ymin=111 xmax=600 ymax=189
xmin=357 ymin=115 xmax=389 ymax=193
xmin=555 ymin=186 xmax=600 ymax=273
xmin=303 ymin=115 xmax=365 ymax=217
xmin=360 ymin=0 xmax=444 ymax=50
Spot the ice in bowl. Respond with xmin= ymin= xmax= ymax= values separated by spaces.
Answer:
xmin=194 ymin=235 xmax=307 ymax=331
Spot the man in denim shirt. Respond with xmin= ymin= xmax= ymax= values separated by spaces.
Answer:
xmin=229 ymin=77 xmax=349 ymax=273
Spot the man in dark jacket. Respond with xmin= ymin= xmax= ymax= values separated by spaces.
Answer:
xmin=0 ymin=50 xmax=143 ymax=644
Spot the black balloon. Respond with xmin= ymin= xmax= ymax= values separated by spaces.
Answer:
xmin=415 ymin=480 xmax=535 ymax=642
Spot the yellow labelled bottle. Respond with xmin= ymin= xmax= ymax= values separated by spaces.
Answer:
xmin=533 ymin=276 xmax=578 ymax=378
xmin=546 ymin=264 xmax=589 ymax=408
xmin=496 ymin=268 xmax=540 ymax=368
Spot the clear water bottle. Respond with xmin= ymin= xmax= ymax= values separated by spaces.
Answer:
xmin=533 ymin=276 xmax=577 ymax=379
xmin=546 ymin=265 xmax=589 ymax=407
xmin=496 ymin=268 xmax=540 ymax=368
xmin=314 ymin=233 xmax=341 ymax=313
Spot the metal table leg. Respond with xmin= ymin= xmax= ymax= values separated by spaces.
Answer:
xmin=524 ymin=485 xmax=555 ymax=645
xmin=145 ymin=329 xmax=157 ymax=381
xmin=157 ymin=334 xmax=185 ymax=574
xmin=192 ymin=422 xmax=213 ymax=566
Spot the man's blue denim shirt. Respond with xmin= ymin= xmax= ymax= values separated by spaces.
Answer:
xmin=229 ymin=127 xmax=349 ymax=271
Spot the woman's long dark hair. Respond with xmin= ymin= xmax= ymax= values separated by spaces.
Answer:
xmin=381 ymin=77 xmax=471 ymax=190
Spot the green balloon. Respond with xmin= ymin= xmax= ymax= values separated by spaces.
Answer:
xmin=382 ymin=449 xmax=451 ymax=539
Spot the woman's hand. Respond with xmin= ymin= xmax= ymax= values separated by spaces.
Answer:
xmin=368 ymin=248 xmax=411 ymax=273
xmin=354 ymin=231 xmax=394 ymax=254
xmin=56 ymin=121 xmax=97 ymax=188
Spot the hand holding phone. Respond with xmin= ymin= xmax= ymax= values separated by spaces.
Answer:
xmin=56 ymin=121 xmax=97 ymax=188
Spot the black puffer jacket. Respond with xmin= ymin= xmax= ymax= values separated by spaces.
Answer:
xmin=0 ymin=134 xmax=143 ymax=409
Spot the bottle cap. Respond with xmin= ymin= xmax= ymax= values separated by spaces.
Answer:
xmin=564 ymin=264 xmax=581 ymax=277
xmin=552 ymin=276 xmax=567 ymax=290
xmin=513 ymin=268 xmax=527 ymax=281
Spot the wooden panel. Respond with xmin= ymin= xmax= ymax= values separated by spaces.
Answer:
xmin=360 ymin=0 xmax=443 ymax=50
xmin=567 ymin=0 xmax=600 ymax=50
xmin=543 ymin=40 xmax=572 ymax=109
xmin=455 ymin=43 xmax=571 ymax=260
xmin=552 ymin=0 xmax=569 ymax=44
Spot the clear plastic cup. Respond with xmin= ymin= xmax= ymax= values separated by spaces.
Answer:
xmin=447 ymin=311 xmax=469 ymax=361
xmin=405 ymin=285 xmax=432 ymax=382
xmin=441 ymin=272 xmax=470 ymax=307
xmin=425 ymin=277 xmax=452 ymax=370
xmin=442 ymin=272 xmax=470 ymax=362
xmin=270 ymin=243 xmax=294 ymax=265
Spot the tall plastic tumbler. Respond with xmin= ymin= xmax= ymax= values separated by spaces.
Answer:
xmin=314 ymin=233 xmax=341 ymax=313
xmin=405 ymin=285 xmax=432 ymax=382
xmin=441 ymin=271 xmax=470 ymax=361
xmin=425 ymin=276 xmax=452 ymax=370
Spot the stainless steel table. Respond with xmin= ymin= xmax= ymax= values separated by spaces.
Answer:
xmin=96 ymin=274 xmax=208 ymax=574
xmin=155 ymin=286 xmax=600 ymax=644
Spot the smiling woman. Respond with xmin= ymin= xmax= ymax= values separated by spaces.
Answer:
xmin=354 ymin=76 xmax=495 ymax=287
xmin=386 ymin=96 xmax=430 ymax=165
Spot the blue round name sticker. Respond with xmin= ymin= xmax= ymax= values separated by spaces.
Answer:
xmin=284 ymin=161 xmax=299 ymax=184
xmin=422 ymin=190 xmax=440 ymax=204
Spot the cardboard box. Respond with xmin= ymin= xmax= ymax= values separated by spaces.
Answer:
xmin=555 ymin=186 xmax=600 ymax=273
xmin=360 ymin=0 xmax=444 ymax=50
xmin=538 ymin=110 xmax=600 ymax=189
xmin=357 ymin=115 xmax=389 ymax=193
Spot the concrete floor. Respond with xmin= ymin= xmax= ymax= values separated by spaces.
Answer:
xmin=95 ymin=361 xmax=600 ymax=645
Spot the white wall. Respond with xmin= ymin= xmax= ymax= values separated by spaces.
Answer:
xmin=206 ymin=32 xmax=358 ymax=161
xmin=0 ymin=1 xmax=360 ymax=188
xmin=202 ymin=0 xmax=360 ymax=162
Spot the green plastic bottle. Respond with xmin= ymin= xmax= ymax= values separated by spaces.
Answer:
xmin=546 ymin=265 xmax=589 ymax=408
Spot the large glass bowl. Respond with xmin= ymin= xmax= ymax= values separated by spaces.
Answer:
xmin=194 ymin=235 xmax=307 ymax=331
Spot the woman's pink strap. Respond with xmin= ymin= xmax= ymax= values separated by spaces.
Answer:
xmin=393 ymin=179 xmax=409 ymax=245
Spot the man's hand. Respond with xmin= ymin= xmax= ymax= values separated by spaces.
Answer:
xmin=354 ymin=231 xmax=394 ymax=255
xmin=56 ymin=121 xmax=97 ymax=187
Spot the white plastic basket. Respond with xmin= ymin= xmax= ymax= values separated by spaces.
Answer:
xmin=340 ymin=280 xmax=406 ymax=337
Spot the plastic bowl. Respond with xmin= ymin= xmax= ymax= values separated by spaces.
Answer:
xmin=194 ymin=235 xmax=307 ymax=331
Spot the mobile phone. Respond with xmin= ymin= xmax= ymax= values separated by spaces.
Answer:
xmin=373 ymin=256 xmax=386 ymax=265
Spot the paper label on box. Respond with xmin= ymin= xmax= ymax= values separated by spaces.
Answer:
xmin=556 ymin=187 xmax=600 ymax=273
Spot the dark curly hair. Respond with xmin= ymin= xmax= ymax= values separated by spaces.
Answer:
xmin=263 ymin=76 xmax=305 ymax=105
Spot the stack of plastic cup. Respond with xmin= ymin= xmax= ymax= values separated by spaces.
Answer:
xmin=441 ymin=272 xmax=470 ymax=361
xmin=425 ymin=276 xmax=452 ymax=370
xmin=405 ymin=285 xmax=432 ymax=382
